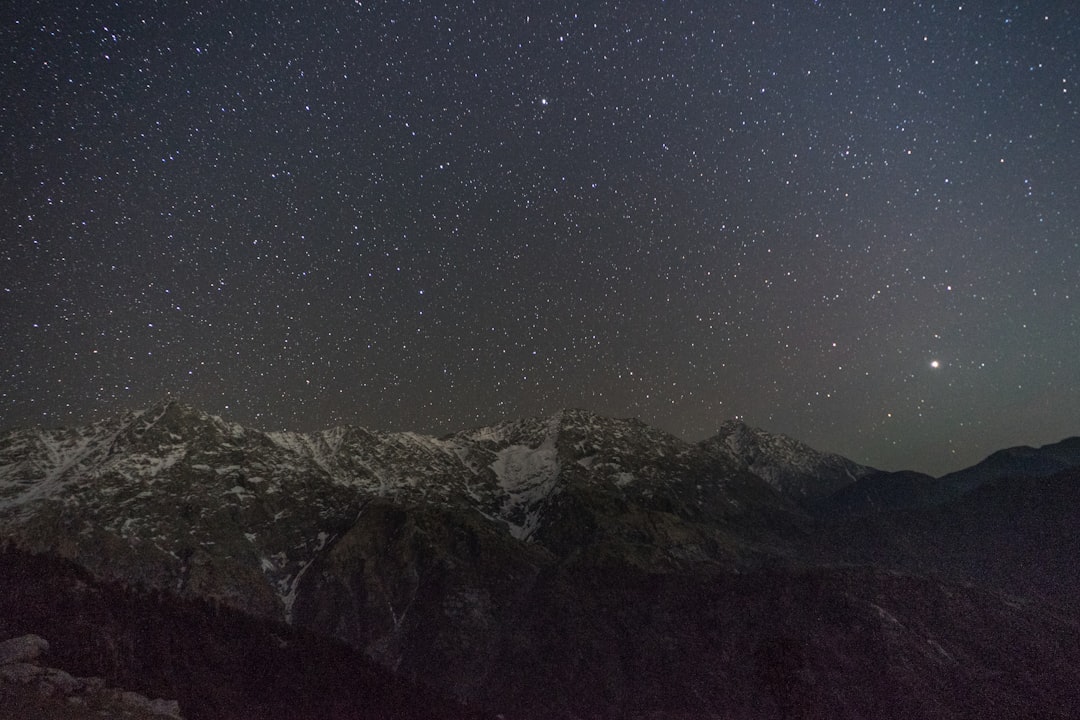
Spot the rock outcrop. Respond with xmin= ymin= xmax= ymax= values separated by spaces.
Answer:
xmin=0 ymin=634 xmax=183 ymax=719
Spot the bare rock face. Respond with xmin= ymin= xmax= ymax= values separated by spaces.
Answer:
xmin=0 ymin=662 xmax=82 ymax=696
xmin=703 ymin=419 xmax=874 ymax=500
xmin=117 ymin=691 xmax=183 ymax=718
xmin=0 ymin=634 xmax=48 ymax=665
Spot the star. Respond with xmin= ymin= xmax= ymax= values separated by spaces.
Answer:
xmin=1 ymin=1 xmax=1076 ymax=477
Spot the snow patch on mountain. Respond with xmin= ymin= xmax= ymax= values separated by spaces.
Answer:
xmin=490 ymin=415 xmax=562 ymax=540
xmin=0 ymin=423 xmax=121 ymax=514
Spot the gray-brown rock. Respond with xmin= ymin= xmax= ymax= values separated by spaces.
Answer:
xmin=0 ymin=634 xmax=49 ymax=665
xmin=36 ymin=667 xmax=83 ymax=697
xmin=0 ymin=662 xmax=42 ymax=684
xmin=115 ymin=690 xmax=183 ymax=718
xmin=0 ymin=662 xmax=81 ymax=697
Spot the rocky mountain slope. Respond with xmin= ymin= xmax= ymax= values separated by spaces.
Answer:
xmin=705 ymin=419 xmax=874 ymax=500
xmin=1 ymin=400 xmax=1078 ymax=719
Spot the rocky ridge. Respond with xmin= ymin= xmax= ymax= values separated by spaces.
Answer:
xmin=707 ymin=419 xmax=874 ymax=499
xmin=0 ymin=401 xmax=810 ymax=621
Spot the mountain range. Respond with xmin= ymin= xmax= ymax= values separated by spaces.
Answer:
xmin=1 ymin=400 xmax=1078 ymax=719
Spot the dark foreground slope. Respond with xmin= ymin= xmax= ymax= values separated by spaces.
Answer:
xmin=0 ymin=544 xmax=481 ymax=720
xmin=822 ymin=467 xmax=1080 ymax=618
xmin=284 ymin=494 xmax=1080 ymax=719
xmin=5 ymin=533 xmax=1080 ymax=720
xmin=466 ymin=554 xmax=1080 ymax=719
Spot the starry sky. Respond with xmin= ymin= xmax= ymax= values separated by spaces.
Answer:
xmin=2 ymin=1 xmax=1078 ymax=475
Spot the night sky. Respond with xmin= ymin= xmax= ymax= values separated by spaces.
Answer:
xmin=3 ymin=1 xmax=1078 ymax=475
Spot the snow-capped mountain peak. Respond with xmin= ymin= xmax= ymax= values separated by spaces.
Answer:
xmin=703 ymin=419 xmax=873 ymax=498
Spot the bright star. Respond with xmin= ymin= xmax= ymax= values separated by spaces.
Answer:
xmin=930 ymin=360 xmax=940 ymax=369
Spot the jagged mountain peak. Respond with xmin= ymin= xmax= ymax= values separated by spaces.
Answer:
xmin=132 ymin=397 xmax=245 ymax=434
xmin=710 ymin=418 xmax=801 ymax=449
xmin=702 ymin=419 xmax=873 ymax=499
xmin=457 ymin=408 xmax=682 ymax=454
xmin=715 ymin=417 xmax=752 ymax=433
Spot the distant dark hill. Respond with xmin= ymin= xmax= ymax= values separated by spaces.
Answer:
xmin=935 ymin=435 xmax=1080 ymax=501
xmin=814 ymin=436 xmax=1080 ymax=516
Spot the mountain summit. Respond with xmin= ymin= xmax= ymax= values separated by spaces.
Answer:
xmin=703 ymin=419 xmax=874 ymax=499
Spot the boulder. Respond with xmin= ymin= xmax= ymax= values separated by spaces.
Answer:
xmin=0 ymin=661 xmax=44 ymax=684
xmin=117 ymin=689 xmax=184 ymax=718
xmin=0 ymin=634 xmax=49 ymax=665
xmin=37 ymin=666 xmax=84 ymax=696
